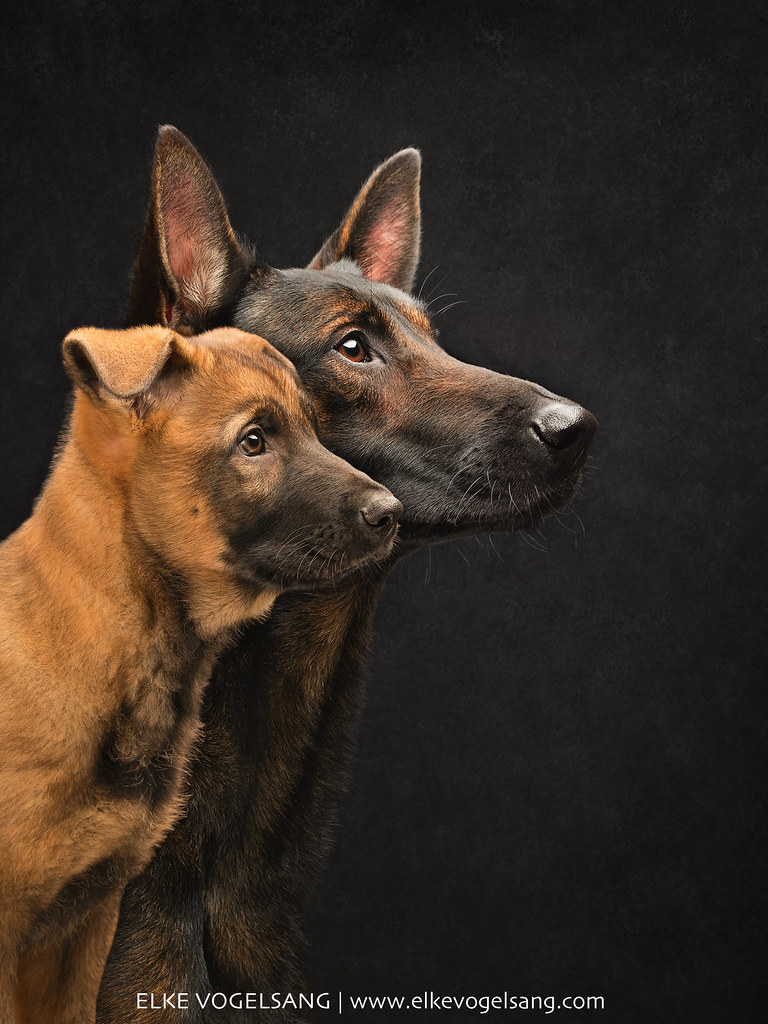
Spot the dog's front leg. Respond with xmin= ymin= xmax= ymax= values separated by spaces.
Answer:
xmin=14 ymin=887 xmax=123 ymax=1024
xmin=0 ymin=913 xmax=26 ymax=1024
xmin=96 ymin=820 xmax=211 ymax=1024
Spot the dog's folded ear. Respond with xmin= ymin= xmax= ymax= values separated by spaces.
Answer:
xmin=308 ymin=149 xmax=421 ymax=293
xmin=129 ymin=126 xmax=250 ymax=333
xmin=63 ymin=326 xmax=192 ymax=410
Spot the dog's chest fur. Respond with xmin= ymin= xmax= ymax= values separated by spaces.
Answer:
xmin=96 ymin=627 xmax=214 ymax=811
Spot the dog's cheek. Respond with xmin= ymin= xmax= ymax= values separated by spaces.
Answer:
xmin=130 ymin=448 xmax=227 ymax=578
xmin=196 ymin=457 xmax=283 ymax=577
xmin=156 ymin=495 xmax=228 ymax=577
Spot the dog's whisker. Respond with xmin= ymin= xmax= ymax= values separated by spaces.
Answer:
xmin=273 ymin=525 xmax=316 ymax=562
xmin=294 ymin=545 xmax=317 ymax=581
xmin=508 ymin=482 xmax=525 ymax=522
xmin=432 ymin=299 xmax=468 ymax=318
xmin=303 ymin=548 xmax=324 ymax=581
xmin=518 ymin=529 xmax=548 ymax=553
xmin=417 ymin=264 xmax=441 ymax=300
xmin=424 ymin=273 xmax=448 ymax=304
xmin=443 ymin=465 xmax=471 ymax=506
xmin=453 ymin=543 xmax=471 ymax=567
xmin=488 ymin=534 xmax=505 ymax=564
xmin=566 ymin=503 xmax=587 ymax=539
xmin=425 ymin=291 xmax=458 ymax=308
xmin=552 ymin=510 xmax=580 ymax=535
xmin=453 ymin=474 xmax=486 ymax=522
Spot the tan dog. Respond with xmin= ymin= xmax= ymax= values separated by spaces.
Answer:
xmin=0 ymin=325 xmax=400 ymax=1023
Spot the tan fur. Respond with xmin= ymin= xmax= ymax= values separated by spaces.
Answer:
xmin=0 ymin=324 xmax=393 ymax=1022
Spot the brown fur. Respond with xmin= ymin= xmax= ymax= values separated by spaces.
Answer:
xmin=0 ymin=325 xmax=399 ymax=1023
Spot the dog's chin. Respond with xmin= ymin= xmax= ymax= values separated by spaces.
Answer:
xmin=277 ymin=537 xmax=397 ymax=591
xmin=398 ymin=473 xmax=584 ymax=547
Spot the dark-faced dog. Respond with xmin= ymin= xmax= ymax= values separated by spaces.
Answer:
xmin=0 ymin=324 xmax=399 ymax=1024
xmin=98 ymin=129 xmax=597 ymax=1022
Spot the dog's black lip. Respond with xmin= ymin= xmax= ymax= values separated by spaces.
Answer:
xmin=272 ymin=534 xmax=398 ymax=587
xmin=398 ymin=517 xmax=534 ymax=545
xmin=397 ymin=482 xmax=584 ymax=545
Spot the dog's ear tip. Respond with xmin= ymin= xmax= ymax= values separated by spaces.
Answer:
xmin=60 ymin=327 xmax=113 ymax=370
xmin=385 ymin=147 xmax=422 ymax=173
xmin=63 ymin=326 xmax=97 ymax=348
xmin=61 ymin=329 xmax=99 ymax=390
xmin=155 ymin=124 xmax=193 ymax=152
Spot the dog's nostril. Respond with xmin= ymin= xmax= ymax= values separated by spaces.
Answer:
xmin=532 ymin=419 xmax=580 ymax=450
xmin=367 ymin=511 xmax=393 ymax=530
xmin=531 ymin=403 xmax=597 ymax=456
xmin=360 ymin=493 xmax=403 ymax=533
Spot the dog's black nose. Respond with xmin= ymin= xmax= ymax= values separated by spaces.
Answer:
xmin=531 ymin=402 xmax=597 ymax=468
xmin=360 ymin=492 xmax=403 ymax=536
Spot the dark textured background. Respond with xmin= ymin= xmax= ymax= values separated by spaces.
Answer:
xmin=1 ymin=2 xmax=765 ymax=1020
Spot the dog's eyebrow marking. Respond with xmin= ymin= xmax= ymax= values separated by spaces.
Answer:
xmin=240 ymin=398 xmax=303 ymax=425
xmin=397 ymin=300 xmax=434 ymax=336
xmin=367 ymin=301 xmax=439 ymax=355
xmin=223 ymin=387 xmax=315 ymax=434
xmin=344 ymin=300 xmax=407 ymax=334
xmin=300 ymin=298 xmax=393 ymax=342
xmin=314 ymin=312 xmax=360 ymax=333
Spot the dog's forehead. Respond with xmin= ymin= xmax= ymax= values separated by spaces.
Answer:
xmin=193 ymin=328 xmax=296 ymax=374
xmin=236 ymin=264 xmax=440 ymax=359
xmin=182 ymin=332 xmax=311 ymax=424
xmin=284 ymin=264 xmax=435 ymax=333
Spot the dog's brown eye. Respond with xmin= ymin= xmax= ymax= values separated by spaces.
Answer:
xmin=239 ymin=428 xmax=266 ymax=456
xmin=336 ymin=332 xmax=370 ymax=363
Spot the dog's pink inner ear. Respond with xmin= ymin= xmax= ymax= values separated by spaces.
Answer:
xmin=355 ymin=205 xmax=412 ymax=285
xmin=310 ymin=150 xmax=421 ymax=291
xmin=162 ymin=177 xmax=214 ymax=286
xmin=339 ymin=151 xmax=421 ymax=290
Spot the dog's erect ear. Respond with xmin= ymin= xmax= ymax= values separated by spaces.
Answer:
xmin=308 ymin=149 xmax=421 ymax=292
xmin=129 ymin=126 xmax=249 ymax=333
xmin=63 ymin=326 xmax=193 ymax=411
